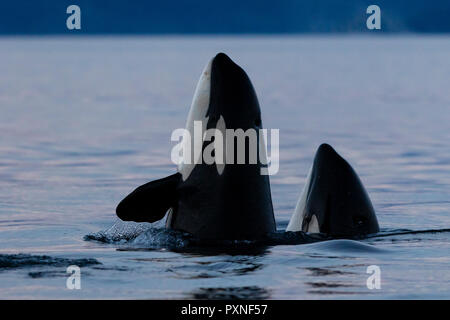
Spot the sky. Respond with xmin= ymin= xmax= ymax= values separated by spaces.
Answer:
xmin=0 ymin=0 xmax=449 ymax=34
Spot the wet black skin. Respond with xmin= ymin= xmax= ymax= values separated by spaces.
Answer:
xmin=301 ymin=144 xmax=380 ymax=236
xmin=116 ymin=54 xmax=380 ymax=240
xmin=117 ymin=53 xmax=276 ymax=240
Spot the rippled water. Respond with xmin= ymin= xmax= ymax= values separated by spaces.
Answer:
xmin=0 ymin=36 xmax=449 ymax=299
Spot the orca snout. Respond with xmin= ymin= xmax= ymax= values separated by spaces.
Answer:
xmin=207 ymin=52 xmax=261 ymax=128
xmin=209 ymin=52 xmax=243 ymax=86
xmin=212 ymin=52 xmax=236 ymax=70
xmin=287 ymin=143 xmax=380 ymax=236
xmin=316 ymin=143 xmax=339 ymax=159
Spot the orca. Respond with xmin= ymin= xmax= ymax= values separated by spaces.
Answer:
xmin=286 ymin=143 xmax=379 ymax=236
xmin=116 ymin=53 xmax=276 ymax=240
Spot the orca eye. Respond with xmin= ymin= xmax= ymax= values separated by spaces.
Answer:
xmin=353 ymin=215 xmax=367 ymax=227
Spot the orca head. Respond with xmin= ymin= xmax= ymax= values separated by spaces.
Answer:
xmin=179 ymin=52 xmax=264 ymax=181
xmin=207 ymin=53 xmax=262 ymax=129
xmin=286 ymin=144 xmax=379 ymax=237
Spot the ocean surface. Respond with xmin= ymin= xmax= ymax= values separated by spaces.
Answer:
xmin=0 ymin=36 xmax=449 ymax=299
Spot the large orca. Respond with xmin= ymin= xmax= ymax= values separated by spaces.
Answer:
xmin=286 ymin=144 xmax=379 ymax=236
xmin=116 ymin=53 xmax=276 ymax=240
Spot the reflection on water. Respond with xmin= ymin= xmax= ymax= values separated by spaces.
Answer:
xmin=307 ymin=289 xmax=369 ymax=296
xmin=305 ymin=267 xmax=355 ymax=276
xmin=121 ymin=244 xmax=269 ymax=280
xmin=166 ymin=256 xmax=265 ymax=280
xmin=188 ymin=286 xmax=271 ymax=300
xmin=303 ymin=264 xmax=367 ymax=295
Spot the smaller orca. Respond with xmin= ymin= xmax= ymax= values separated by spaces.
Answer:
xmin=286 ymin=144 xmax=379 ymax=236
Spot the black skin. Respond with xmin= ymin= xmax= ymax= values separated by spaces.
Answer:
xmin=116 ymin=53 xmax=380 ymax=240
xmin=300 ymin=143 xmax=380 ymax=236
xmin=117 ymin=53 xmax=276 ymax=240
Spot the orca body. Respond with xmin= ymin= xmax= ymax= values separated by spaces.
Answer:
xmin=116 ymin=53 xmax=276 ymax=240
xmin=286 ymin=144 xmax=379 ymax=236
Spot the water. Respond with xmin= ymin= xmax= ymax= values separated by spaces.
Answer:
xmin=0 ymin=36 xmax=449 ymax=299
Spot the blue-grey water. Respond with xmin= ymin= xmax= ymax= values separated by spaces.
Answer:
xmin=0 ymin=36 xmax=449 ymax=299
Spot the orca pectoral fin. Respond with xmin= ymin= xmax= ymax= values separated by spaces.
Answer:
xmin=116 ymin=173 xmax=181 ymax=223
